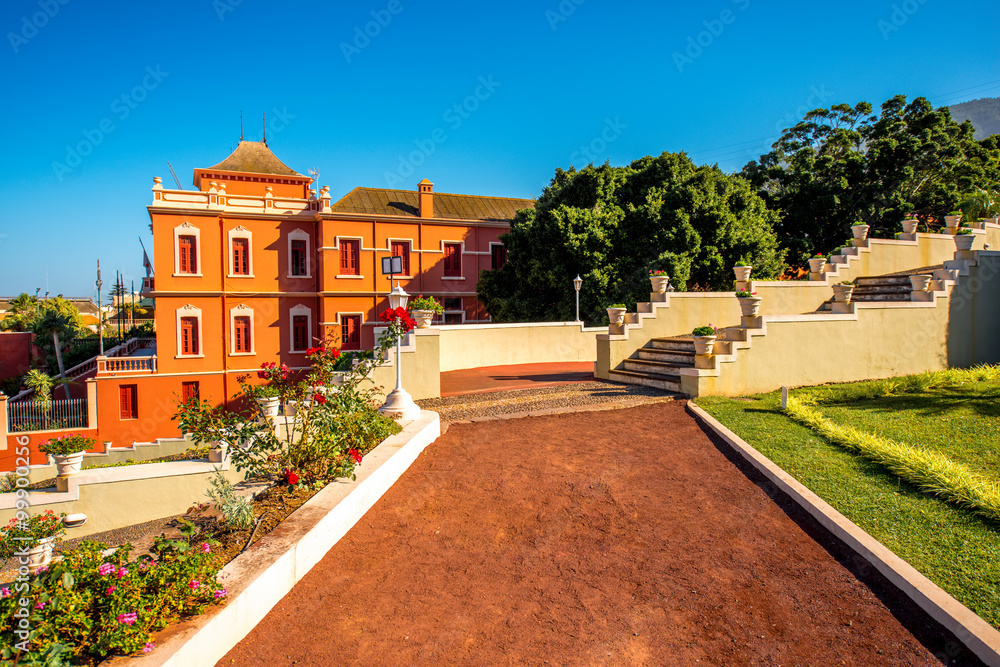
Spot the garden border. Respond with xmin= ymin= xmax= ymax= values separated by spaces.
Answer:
xmin=687 ymin=401 xmax=1000 ymax=667
xmin=108 ymin=410 xmax=441 ymax=667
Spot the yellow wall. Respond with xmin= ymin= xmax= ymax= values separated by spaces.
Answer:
xmin=437 ymin=322 xmax=600 ymax=371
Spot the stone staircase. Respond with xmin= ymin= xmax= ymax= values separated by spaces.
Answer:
xmin=817 ymin=265 xmax=945 ymax=311
xmin=608 ymin=336 xmax=698 ymax=392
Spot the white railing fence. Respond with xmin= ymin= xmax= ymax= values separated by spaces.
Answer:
xmin=8 ymin=398 xmax=88 ymax=432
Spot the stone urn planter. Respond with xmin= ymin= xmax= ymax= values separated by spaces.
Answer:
xmin=692 ymin=335 xmax=716 ymax=355
xmin=901 ymin=219 xmax=919 ymax=234
xmin=944 ymin=214 xmax=963 ymax=233
xmin=208 ymin=443 xmax=229 ymax=463
xmin=606 ymin=307 xmax=626 ymax=326
xmin=256 ymin=397 xmax=281 ymax=418
xmin=649 ymin=275 xmax=670 ymax=293
xmin=737 ymin=296 xmax=762 ymax=316
xmin=733 ymin=266 xmax=752 ymax=282
xmin=26 ymin=542 xmax=51 ymax=574
xmin=909 ymin=274 xmax=933 ymax=292
xmin=807 ymin=257 xmax=827 ymax=274
xmin=850 ymin=224 xmax=870 ymax=243
xmin=954 ymin=233 xmax=975 ymax=251
xmin=832 ymin=283 xmax=855 ymax=303
xmin=53 ymin=451 xmax=86 ymax=477
xmin=410 ymin=310 xmax=435 ymax=328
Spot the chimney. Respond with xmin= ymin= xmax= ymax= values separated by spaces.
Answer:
xmin=418 ymin=179 xmax=434 ymax=219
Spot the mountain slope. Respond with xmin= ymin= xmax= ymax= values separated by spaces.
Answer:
xmin=949 ymin=97 xmax=1000 ymax=139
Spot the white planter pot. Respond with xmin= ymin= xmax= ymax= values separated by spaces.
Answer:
xmin=256 ymin=397 xmax=281 ymax=417
xmin=26 ymin=543 xmax=50 ymax=573
xmin=649 ymin=276 xmax=670 ymax=293
xmin=832 ymin=285 xmax=855 ymax=303
xmin=208 ymin=445 xmax=228 ymax=463
xmin=733 ymin=266 xmax=752 ymax=282
xmin=411 ymin=310 xmax=435 ymax=328
xmin=944 ymin=215 xmax=963 ymax=227
xmin=954 ymin=234 xmax=975 ymax=251
xmin=737 ymin=296 xmax=762 ymax=316
xmin=692 ymin=335 xmax=716 ymax=355
xmin=909 ymin=275 xmax=932 ymax=292
xmin=944 ymin=225 xmax=959 ymax=235
xmin=851 ymin=224 xmax=870 ymax=240
xmin=606 ymin=308 xmax=626 ymax=326
xmin=807 ymin=258 xmax=827 ymax=274
xmin=53 ymin=451 xmax=86 ymax=477
xmin=901 ymin=220 xmax=918 ymax=234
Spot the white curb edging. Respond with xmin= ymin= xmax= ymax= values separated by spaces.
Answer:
xmin=687 ymin=401 xmax=1000 ymax=667
xmin=111 ymin=410 xmax=441 ymax=667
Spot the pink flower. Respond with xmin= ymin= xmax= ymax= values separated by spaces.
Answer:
xmin=143 ymin=642 xmax=155 ymax=654
xmin=34 ymin=601 xmax=45 ymax=610
xmin=0 ymin=587 xmax=10 ymax=598
xmin=117 ymin=566 xmax=128 ymax=579
xmin=201 ymin=542 xmax=211 ymax=554
xmin=36 ymin=566 xmax=48 ymax=574
xmin=98 ymin=563 xmax=114 ymax=576
xmin=189 ymin=580 xmax=201 ymax=590
xmin=117 ymin=612 xmax=138 ymax=626
xmin=106 ymin=586 xmax=116 ymax=595
xmin=213 ymin=588 xmax=228 ymax=599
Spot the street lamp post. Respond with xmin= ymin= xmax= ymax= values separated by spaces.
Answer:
xmin=96 ymin=261 xmax=104 ymax=356
xmin=378 ymin=284 xmax=422 ymax=421
xmin=573 ymin=275 xmax=583 ymax=323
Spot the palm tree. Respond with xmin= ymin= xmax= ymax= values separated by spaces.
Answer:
xmin=37 ymin=312 xmax=73 ymax=400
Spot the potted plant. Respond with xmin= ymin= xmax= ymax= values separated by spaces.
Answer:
xmin=735 ymin=290 xmax=762 ymax=316
xmin=909 ymin=274 xmax=933 ymax=292
xmin=39 ymin=433 xmax=94 ymax=476
xmin=691 ymin=325 xmax=719 ymax=355
xmin=408 ymin=295 xmax=444 ymax=328
xmin=245 ymin=362 xmax=291 ymax=417
xmin=0 ymin=510 xmax=67 ymax=572
xmin=832 ymin=280 xmax=855 ymax=303
xmin=954 ymin=227 xmax=976 ymax=251
xmin=901 ymin=218 xmax=919 ymax=235
xmin=850 ymin=222 xmax=870 ymax=242
xmin=606 ymin=303 xmax=627 ymax=326
xmin=648 ymin=269 xmax=671 ymax=293
xmin=944 ymin=210 xmax=963 ymax=233
xmin=733 ymin=265 xmax=752 ymax=282
xmin=807 ymin=253 xmax=827 ymax=274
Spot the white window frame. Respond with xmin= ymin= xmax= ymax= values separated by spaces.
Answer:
xmin=287 ymin=228 xmax=312 ymax=279
xmin=228 ymin=226 xmax=254 ymax=278
xmin=442 ymin=297 xmax=466 ymax=324
xmin=173 ymin=222 xmax=202 ymax=277
xmin=229 ymin=304 xmax=255 ymax=356
xmin=386 ymin=238 xmax=414 ymax=278
xmin=289 ymin=304 xmax=313 ymax=354
xmin=175 ymin=304 xmax=204 ymax=358
xmin=441 ymin=240 xmax=466 ymax=281
xmin=336 ymin=236 xmax=365 ymax=279
xmin=488 ymin=241 xmax=507 ymax=270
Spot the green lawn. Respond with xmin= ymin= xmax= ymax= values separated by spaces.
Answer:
xmin=696 ymin=385 xmax=1000 ymax=630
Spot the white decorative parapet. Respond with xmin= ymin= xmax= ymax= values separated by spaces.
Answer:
xmin=151 ymin=179 xmax=319 ymax=216
xmin=97 ymin=356 xmax=157 ymax=374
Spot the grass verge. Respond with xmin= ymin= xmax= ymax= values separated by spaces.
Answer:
xmin=696 ymin=391 xmax=1000 ymax=630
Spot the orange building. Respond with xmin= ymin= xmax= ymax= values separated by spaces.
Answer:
xmin=75 ymin=140 xmax=533 ymax=449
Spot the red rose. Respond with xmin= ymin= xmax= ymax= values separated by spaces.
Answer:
xmin=313 ymin=394 xmax=327 ymax=405
xmin=331 ymin=349 xmax=341 ymax=359
xmin=349 ymin=448 xmax=362 ymax=464
xmin=284 ymin=469 xmax=299 ymax=485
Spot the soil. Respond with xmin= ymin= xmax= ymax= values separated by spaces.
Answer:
xmin=219 ymin=401 xmax=981 ymax=666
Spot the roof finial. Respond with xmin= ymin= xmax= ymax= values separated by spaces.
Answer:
xmin=240 ymin=109 xmax=243 ymax=142
xmin=263 ymin=112 xmax=267 ymax=146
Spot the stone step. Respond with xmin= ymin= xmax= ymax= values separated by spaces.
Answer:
xmin=608 ymin=369 xmax=682 ymax=394
xmin=854 ymin=276 xmax=911 ymax=287
xmin=649 ymin=337 xmax=696 ymax=352
xmin=853 ymin=284 xmax=911 ymax=295
xmin=852 ymin=293 xmax=911 ymax=302
xmin=636 ymin=348 xmax=696 ymax=364
xmin=623 ymin=358 xmax=692 ymax=374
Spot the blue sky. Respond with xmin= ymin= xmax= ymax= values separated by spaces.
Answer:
xmin=1 ymin=0 xmax=998 ymax=296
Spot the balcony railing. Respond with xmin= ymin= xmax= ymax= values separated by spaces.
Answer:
xmin=97 ymin=355 xmax=157 ymax=374
xmin=8 ymin=398 xmax=88 ymax=432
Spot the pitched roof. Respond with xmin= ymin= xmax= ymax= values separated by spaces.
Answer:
xmin=331 ymin=187 xmax=534 ymax=222
xmin=204 ymin=141 xmax=303 ymax=177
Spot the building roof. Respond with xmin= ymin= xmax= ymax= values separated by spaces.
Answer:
xmin=204 ymin=141 xmax=303 ymax=177
xmin=331 ymin=187 xmax=534 ymax=222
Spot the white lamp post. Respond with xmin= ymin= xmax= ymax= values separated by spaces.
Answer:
xmin=573 ymin=275 xmax=583 ymax=323
xmin=378 ymin=285 xmax=422 ymax=421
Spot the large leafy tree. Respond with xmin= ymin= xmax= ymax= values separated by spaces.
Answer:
xmin=743 ymin=95 xmax=1000 ymax=262
xmin=1 ymin=295 xmax=85 ymax=384
xmin=478 ymin=152 xmax=785 ymax=325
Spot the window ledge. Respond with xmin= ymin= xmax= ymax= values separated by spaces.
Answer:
xmin=172 ymin=273 xmax=204 ymax=278
xmin=442 ymin=276 xmax=466 ymax=281
xmin=227 ymin=274 xmax=255 ymax=279
xmin=336 ymin=275 xmax=365 ymax=279
xmin=287 ymin=350 xmax=307 ymax=355
xmin=229 ymin=352 xmax=256 ymax=357
xmin=175 ymin=354 xmax=205 ymax=359
xmin=286 ymin=274 xmax=313 ymax=279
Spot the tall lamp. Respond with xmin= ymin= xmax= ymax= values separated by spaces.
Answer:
xmin=378 ymin=285 xmax=422 ymax=421
xmin=96 ymin=261 xmax=104 ymax=356
xmin=573 ymin=275 xmax=583 ymax=323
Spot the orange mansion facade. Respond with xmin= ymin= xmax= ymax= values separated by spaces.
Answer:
xmin=91 ymin=141 xmax=531 ymax=450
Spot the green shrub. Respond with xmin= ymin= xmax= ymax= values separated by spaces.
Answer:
xmin=205 ymin=471 xmax=256 ymax=531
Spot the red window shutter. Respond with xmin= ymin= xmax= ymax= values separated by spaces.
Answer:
xmin=182 ymin=381 xmax=199 ymax=403
xmin=293 ymin=315 xmax=308 ymax=351
xmin=181 ymin=317 xmax=199 ymax=355
xmin=119 ymin=385 xmax=137 ymax=420
xmin=291 ymin=240 xmax=307 ymax=276
xmin=391 ymin=242 xmax=409 ymax=276
xmin=491 ymin=245 xmax=507 ymax=271
xmin=341 ymin=240 xmax=360 ymax=275
xmin=233 ymin=238 xmax=249 ymax=275
xmin=445 ymin=243 xmax=461 ymax=276
xmin=341 ymin=315 xmax=361 ymax=351
xmin=235 ymin=316 xmax=251 ymax=353
xmin=179 ymin=235 xmax=197 ymax=273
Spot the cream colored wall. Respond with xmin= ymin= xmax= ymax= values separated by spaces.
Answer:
xmin=370 ymin=329 xmax=441 ymax=401
xmin=437 ymin=322 xmax=602 ymax=372
xmin=946 ymin=253 xmax=1000 ymax=367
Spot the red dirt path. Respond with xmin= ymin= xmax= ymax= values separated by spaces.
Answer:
xmin=439 ymin=361 xmax=595 ymax=397
xmin=219 ymin=402 xmax=974 ymax=666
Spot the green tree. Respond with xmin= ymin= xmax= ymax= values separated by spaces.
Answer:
xmin=743 ymin=95 xmax=1000 ymax=263
xmin=36 ymin=311 xmax=73 ymax=399
xmin=478 ymin=153 xmax=785 ymax=325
